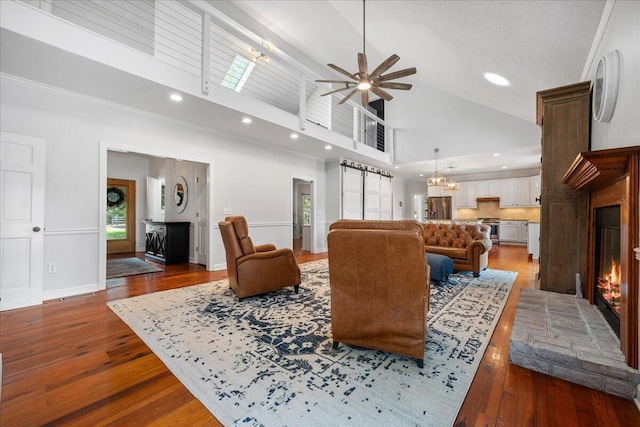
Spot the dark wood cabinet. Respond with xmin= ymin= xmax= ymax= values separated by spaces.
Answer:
xmin=536 ymin=82 xmax=591 ymax=293
xmin=145 ymin=221 xmax=190 ymax=264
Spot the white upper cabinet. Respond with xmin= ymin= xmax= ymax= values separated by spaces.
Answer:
xmin=457 ymin=181 xmax=477 ymax=208
xmin=529 ymin=175 xmax=541 ymax=206
xmin=477 ymin=180 xmax=501 ymax=197
xmin=513 ymin=178 xmax=530 ymax=206
xmin=499 ymin=180 xmax=514 ymax=207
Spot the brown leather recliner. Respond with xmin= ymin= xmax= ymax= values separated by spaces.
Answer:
xmin=327 ymin=219 xmax=430 ymax=367
xmin=218 ymin=216 xmax=301 ymax=299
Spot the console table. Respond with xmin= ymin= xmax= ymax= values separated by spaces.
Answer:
xmin=145 ymin=221 xmax=190 ymax=264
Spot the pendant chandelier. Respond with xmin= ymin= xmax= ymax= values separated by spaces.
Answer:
xmin=445 ymin=166 xmax=459 ymax=191
xmin=427 ymin=148 xmax=447 ymax=187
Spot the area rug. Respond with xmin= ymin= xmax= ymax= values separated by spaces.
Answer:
xmin=107 ymin=260 xmax=517 ymax=426
xmin=106 ymin=257 xmax=163 ymax=279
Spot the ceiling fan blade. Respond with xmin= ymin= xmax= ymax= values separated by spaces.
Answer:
xmin=377 ymin=82 xmax=413 ymax=90
xmin=321 ymin=86 xmax=356 ymax=97
xmin=361 ymin=90 xmax=369 ymax=107
xmin=377 ymin=67 xmax=417 ymax=82
xmin=315 ymin=79 xmax=354 ymax=84
xmin=370 ymin=86 xmax=394 ymax=102
xmin=327 ymin=64 xmax=358 ymax=81
xmin=358 ymin=53 xmax=368 ymax=79
xmin=369 ymin=54 xmax=400 ymax=80
xmin=338 ymin=88 xmax=359 ymax=105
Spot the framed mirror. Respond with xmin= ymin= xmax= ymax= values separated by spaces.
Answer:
xmin=174 ymin=175 xmax=188 ymax=213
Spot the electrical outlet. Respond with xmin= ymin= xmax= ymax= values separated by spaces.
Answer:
xmin=223 ymin=208 xmax=232 ymax=215
xmin=48 ymin=264 xmax=57 ymax=274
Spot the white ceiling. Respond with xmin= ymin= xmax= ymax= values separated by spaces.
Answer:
xmin=0 ymin=0 xmax=606 ymax=180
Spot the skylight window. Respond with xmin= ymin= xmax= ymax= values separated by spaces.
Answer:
xmin=221 ymin=55 xmax=255 ymax=92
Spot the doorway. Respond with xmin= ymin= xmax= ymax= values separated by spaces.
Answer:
xmin=106 ymin=178 xmax=136 ymax=254
xmin=292 ymin=177 xmax=314 ymax=255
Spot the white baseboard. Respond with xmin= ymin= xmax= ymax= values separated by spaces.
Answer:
xmin=635 ymin=384 xmax=640 ymax=411
xmin=43 ymin=283 xmax=102 ymax=301
xmin=213 ymin=263 xmax=227 ymax=271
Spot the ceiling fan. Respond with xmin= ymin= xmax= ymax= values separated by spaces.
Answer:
xmin=315 ymin=0 xmax=417 ymax=107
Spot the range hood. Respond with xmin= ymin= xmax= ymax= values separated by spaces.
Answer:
xmin=476 ymin=197 xmax=500 ymax=202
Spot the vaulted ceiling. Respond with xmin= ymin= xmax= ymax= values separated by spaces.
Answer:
xmin=222 ymin=0 xmax=606 ymax=179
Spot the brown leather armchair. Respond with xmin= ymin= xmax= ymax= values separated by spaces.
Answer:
xmin=219 ymin=216 xmax=301 ymax=299
xmin=327 ymin=220 xmax=430 ymax=367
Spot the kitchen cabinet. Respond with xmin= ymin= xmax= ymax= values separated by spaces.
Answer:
xmin=527 ymin=222 xmax=540 ymax=260
xmin=499 ymin=177 xmax=535 ymax=207
xmin=499 ymin=180 xmax=514 ymax=207
xmin=456 ymin=181 xmax=477 ymax=208
xmin=499 ymin=220 xmax=528 ymax=244
xmin=145 ymin=221 xmax=190 ymax=264
xmin=513 ymin=178 xmax=531 ymax=206
xmin=529 ymin=175 xmax=541 ymax=206
xmin=476 ymin=180 xmax=501 ymax=197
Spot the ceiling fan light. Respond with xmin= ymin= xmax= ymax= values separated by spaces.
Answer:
xmin=357 ymin=80 xmax=372 ymax=91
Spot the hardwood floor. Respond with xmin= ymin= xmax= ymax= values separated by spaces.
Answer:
xmin=1 ymin=246 xmax=638 ymax=426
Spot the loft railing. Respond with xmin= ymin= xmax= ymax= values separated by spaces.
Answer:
xmin=18 ymin=0 xmax=393 ymax=155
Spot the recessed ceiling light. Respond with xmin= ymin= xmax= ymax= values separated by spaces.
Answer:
xmin=502 ymin=165 xmax=508 ymax=169
xmin=484 ymin=72 xmax=510 ymax=86
xmin=290 ymin=133 xmax=299 ymax=139
xmin=394 ymin=166 xmax=400 ymax=169
xmin=494 ymin=153 xmax=500 ymax=157
xmin=242 ymin=117 xmax=252 ymax=124
xmin=324 ymin=145 xmax=332 ymax=150
xmin=169 ymin=93 xmax=183 ymax=102
xmin=419 ymin=174 xmax=424 ymax=177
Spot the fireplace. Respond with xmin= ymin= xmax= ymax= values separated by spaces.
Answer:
xmin=563 ymin=146 xmax=639 ymax=369
xmin=593 ymin=205 xmax=621 ymax=337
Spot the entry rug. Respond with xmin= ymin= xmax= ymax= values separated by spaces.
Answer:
xmin=106 ymin=257 xmax=163 ymax=279
xmin=108 ymin=261 xmax=516 ymax=426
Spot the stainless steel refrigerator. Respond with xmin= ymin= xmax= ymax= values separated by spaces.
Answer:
xmin=426 ymin=196 xmax=453 ymax=220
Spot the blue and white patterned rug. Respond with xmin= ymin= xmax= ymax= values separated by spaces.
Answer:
xmin=107 ymin=260 xmax=517 ymax=426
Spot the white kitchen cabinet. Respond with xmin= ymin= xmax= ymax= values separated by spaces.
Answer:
xmin=527 ymin=222 xmax=540 ymax=259
xmin=520 ymin=221 xmax=529 ymax=243
xmin=499 ymin=220 xmax=521 ymax=242
xmin=529 ymin=175 xmax=541 ymax=206
xmin=513 ymin=178 xmax=531 ymax=206
xmin=476 ymin=180 xmax=501 ymax=197
xmin=500 ymin=220 xmax=529 ymax=244
xmin=499 ymin=180 xmax=514 ymax=207
xmin=457 ymin=181 xmax=477 ymax=208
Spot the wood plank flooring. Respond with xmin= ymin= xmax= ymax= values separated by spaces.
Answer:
xmin=1 ymin=246 xmax=638 ymax=426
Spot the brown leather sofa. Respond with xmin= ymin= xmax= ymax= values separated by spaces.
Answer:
xmin=219 ymin=216 xmax=301 ymax=299
xmin=327 ymin=220 xmax=430 ymax=367
xmin=422 ymin=222 xmax=492 ymax=277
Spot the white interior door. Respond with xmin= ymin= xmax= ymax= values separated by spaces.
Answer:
xmin=342 ymin=167 xmax=363 ymax=219
xmin=1 ymin=132 xmax=45 ymax=311
xmin=195 ymin=166 xmax=208 ymax=265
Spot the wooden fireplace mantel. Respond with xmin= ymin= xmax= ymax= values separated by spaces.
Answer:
xmin=563 ymin=146 xmax=640 ymax=190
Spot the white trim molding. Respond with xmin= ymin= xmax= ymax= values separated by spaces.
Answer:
xmin=44 ymin=228 xmax=100 ymax=236
xmin=43 ymin=282 xmax=101 ymax=301
xmin=581 ymin=0 xmax=616 ymax=81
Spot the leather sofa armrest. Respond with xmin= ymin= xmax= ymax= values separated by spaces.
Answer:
xmin=237 ymin=248 xmax=296 ymax=265
xmin=467 ymin=238 xmax=492 ymax=258
xmin=255 ymin=243 xmax=277 ymax=252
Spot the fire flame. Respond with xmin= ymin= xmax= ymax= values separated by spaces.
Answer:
xmin=597 ymin=260 xmax=621 ymax=313
xmin=604 ymin=260 xmax=621 ymax=285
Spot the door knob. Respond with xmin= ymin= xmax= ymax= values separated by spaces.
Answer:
xmin=33 ymin=226 xmax=41 ymax=232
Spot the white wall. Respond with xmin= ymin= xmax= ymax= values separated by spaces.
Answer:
xmin=107 ymin=151 xmax=149 ymax=252
xmin=0 ymin=76 xmax=327 ymax=298
xmin=391 ymin=177 xmax=407 ymax=219
xmin=586 ymin=1 xmax=640 ymax=149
